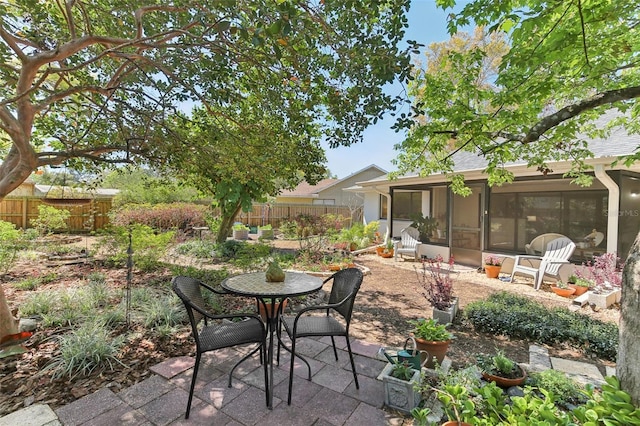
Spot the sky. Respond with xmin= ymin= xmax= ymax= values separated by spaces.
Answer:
xmin=323 ymin=1 xmax=460 ymax=178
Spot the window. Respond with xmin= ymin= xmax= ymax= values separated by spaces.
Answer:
xmin=312 ymin=199 xmax=335 ymax=205
xmin=392 ymin=191 xmax=422 ymax=220
xmin=379 ymin=195 xmax=388 ymax=219
xmin=487 ymin=190 xmax=608 ymax=253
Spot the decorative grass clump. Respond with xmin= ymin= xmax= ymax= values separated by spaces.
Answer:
xmin=47 ymin=320 xmax=125 ymax=379
xmin=464 ymin=292 xmax=618 ymax=361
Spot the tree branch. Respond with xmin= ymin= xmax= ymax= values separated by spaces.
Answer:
xmin=577 ymin=0 xmax=590 ymax=67
xmin=523 ymin=86 xmax=640 ymax=143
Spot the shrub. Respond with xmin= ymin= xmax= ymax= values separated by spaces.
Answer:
xmin=0 ymin=220 xmax=31 ymax=274
xmin=32 ymin=205 xmax=71 ymax=235
xmin=464 ymin=292 xmax=618 ymax=360
xmin=528 ymin=370 xmax=586 ymax=407
xmin=175 ymin=240 xmax=218 ymax=259
xmin=111 ymin=203 xmax=207 ymax=232
xmin=97 ymin=224 xmax=175 ymax=271
xmin=279 ymin=220 xmax=298 ymax=239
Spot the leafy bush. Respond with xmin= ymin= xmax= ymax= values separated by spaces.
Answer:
xmin=215 ymin=240 xmax=271 ymax=270
xmin=464 ymin=292 xmax=618 ymax=360
xmin=97 ymin=224 xmax=175 ymax=271
xmin=175 ymin=240 xmax=218 ymax=258
xmin=32 ymin=205 xmax=71 ymax=235
xmin=111 ymin=203 xmax=207 ymax=232
xmin=528 ymin=370 xmax=586 ymax=407
xmin=279 ymin=220 xmax=298 ymax=239
xmin=573 ymin=376 xmax=640 ymax=425
xmin=0 ymin=220 xmax=31 ymax=274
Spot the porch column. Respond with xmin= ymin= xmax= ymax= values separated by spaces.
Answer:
xmin=594 ymin=164 xmax=619 ymax=254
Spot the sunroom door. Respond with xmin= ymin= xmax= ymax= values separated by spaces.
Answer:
xmin=450 ymin=184 xmax=484 ymax=266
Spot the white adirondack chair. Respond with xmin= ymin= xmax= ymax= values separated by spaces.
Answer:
xmin=524 ymin=233 xmax=567 ymax=255
xmin=510 ymin=237 xmax=576 ymax=290
xmin=394 ymin=227 xmax=422 ymax=261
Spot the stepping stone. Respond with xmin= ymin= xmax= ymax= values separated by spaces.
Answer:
xmin=550 ymin=357 xmax=606 ymax=387
xmin=0 ymin=404 xmax=60 ymax=426
xmin=528 ymin=344 xmax=552 ymax=372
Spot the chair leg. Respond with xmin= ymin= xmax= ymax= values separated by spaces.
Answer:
xmin=185 ymin=352 xmax=201 ymax=419
xmin=228 ymin=344 xmax=262 ymax=388
xmin=344 ymin=337 xmax=359 ymax=389
xmin=330 ymin=336 xmax=338 ymax=360
xmin=262 ymin=341 xmax=269 ymax=407
xmin=287 ymin=337 xmax=296 ymax=405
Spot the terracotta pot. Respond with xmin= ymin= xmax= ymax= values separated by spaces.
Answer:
xmin=376 ymin=246 xmax=385 ymax=256
xmin=329 ymin=264 xmax=341 ymax=271
xmin=569 ymin=284 xmax=589 ymax=296
xmin=484 ymin=264 xmax=501 ymax=279
xmin=482 ymin=365 xmax=527 ymax=387
xmin=551 ymin=286 xmax=576 ymax=297
xmin=257 ymin=298 xmax=288 ymax=321
xmin=379 ymin=250 xmax=394 ymax=258
xmin=414 ymin=338 xmax=450 ymax=369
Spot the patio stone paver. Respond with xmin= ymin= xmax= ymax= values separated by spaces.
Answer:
xmin=343 ymin=374 xmax=385 ymax=407
xmin=118 ymin=375 xmax=174 ymax=409
xmin=54 ymin=388 xmax=123 ymax=426
xmin=311 ymin=363 xmax=357 ymax=393
xmin=272 ymin=371 xmax=324 ymax=407
xmin=350 ymin=339 xmax=383 ymax=359
xmin=149 ymin=356 xmax=194 ymax=379
xmin=136 ymin=387 xmax=191 ymax=426
xmin=220 ymin=386 xmax=282 ymax=426
xmin=550 ymin=357 xmax=606 ymax=387
xmin=301 ymin=387 xmax=361 ymax=426
xmin=168 ymin=402 xmax=233 ymax=426
xmin=313 ymin=346 xmax=352 ymax=368
xmin=80 ymin=402 xmax=146 ymax=426
xmin=344 ymin=402 xmax=392 ymax=425
xmin=193 ymin=374 xmax=248 ymax=410
xmin=0 ymin=403 xmax=60 ymax=426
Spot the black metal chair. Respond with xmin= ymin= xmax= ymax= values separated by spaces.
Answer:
xmin=279 ymin=267 xmax=363 ymax=405
xmin=172 ymin=276 xmax=267 ymax=418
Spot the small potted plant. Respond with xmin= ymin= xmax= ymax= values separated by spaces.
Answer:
xmin=550 ymin=280 xmax=576 ymax=297
xmin=476 ymin=350 xmax=526 ymax=387
xmin=409 ymin=212 xmax=439 ymax=243
xmin=483 ymin=255 xmax=503 ymax=279
xmin=569 ymin=276 xmax=591 ymax=296
xmin=379 ymin=239 xmax=394 ymax=258
xmin=380 ymin=360 xmax=422 ymax=414
xmin=415 ymin=255 xmax=457 ymax=324
xmin=409 ymin=318 xmax=453 ymax=369
xmin=232 ymin=223 xmax=250 ymax=240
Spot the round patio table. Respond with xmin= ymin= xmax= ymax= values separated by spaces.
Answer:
xmin=221 ymin=271 xmax=323 ymax=408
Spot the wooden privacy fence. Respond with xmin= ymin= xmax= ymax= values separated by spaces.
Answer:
xmin=0 ymin=197 xmax=113 ymax=232
xmin=0 ymin=198 xmax=360 ymax=232
xmin=231 ymin=203 xmax=362 ymax=229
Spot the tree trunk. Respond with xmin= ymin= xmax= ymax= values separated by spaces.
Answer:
xmin=215 ymin=202 xmax=243 ymax=244
xmin=0 ymin=284 xmax=19 ymax=341
xmin=618 ymin=231 xmax=640 ymax=405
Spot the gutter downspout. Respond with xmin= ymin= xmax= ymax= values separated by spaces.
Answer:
xmin=372 ymin=186 xmax=392 ymax=243
xmin=594 ymin=164 xmax=619 ymax=254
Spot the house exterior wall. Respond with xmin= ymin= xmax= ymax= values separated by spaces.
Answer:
xmin=317 ymin=169 xmax=386 ymax=206
xmin=275 ymin=196 xmax=315 ymax=204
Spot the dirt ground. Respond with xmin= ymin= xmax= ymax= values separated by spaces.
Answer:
xmin=0 ymin=236 xmax=619 ymax=416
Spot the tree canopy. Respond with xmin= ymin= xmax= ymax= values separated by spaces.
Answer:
xmin=395 ymin=0 xmax=639 ymax=191
xmin=0 ymin=0 xmax=414 ymax=199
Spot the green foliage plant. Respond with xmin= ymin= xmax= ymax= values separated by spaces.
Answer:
xmin=13 ymin=277 xmax=40 ymax=291
xmin=175 ymin=240 xmax=218 ymax=259
xmin=390 ymin=360 xmax=416 ymax=381
xmin=528 ymin=370 xmax=586 ymax=408
xmin=464 ymin=292 xmax=618 ymax=361
xmin=409 ymin=212 xmax=438 ymax=242
xmin=46 ymin=320 xmax=125 ymax=379
xmin=258 ymin=224 xmax=272 ymax=231
xmin=409 ymin=318 xmax=453 ymax=342
xmin=279 ymin=220 xmax=299 ymax=239
xmin=476 ymin=350 xmax=523 ymax=379
xmin=0 ymin=220 xmax=29 ymax=274
xmin=232 ymin=223 xmax=249 ymax=231
xmin=32 ymin=205 xmax=71 ymax=235
xmin=97 ymin=224 xmax=175 ymax=272
xmin=572 ymin=376 xmax=640 ymax=425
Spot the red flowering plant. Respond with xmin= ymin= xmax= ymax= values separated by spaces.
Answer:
xmin=484 ymin=255 xmax=503 ymax=266
xmin=415 ymin=255 xmax=456 ymax=310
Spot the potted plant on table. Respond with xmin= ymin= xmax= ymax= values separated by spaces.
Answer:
xmin=550 ymin=280 xmax=576 ymax=297
xmin=380 ymin=359 xmax=422 ymax=414
xmin=416 ymin=255 xmax=458 ymax=324
xmin=409 ymin=318 xmax=453 ymax=369
xmin=483 ymin=255 xmax=503 ymax=279
xmin=476 ymin=350 xmax=527 ymax=387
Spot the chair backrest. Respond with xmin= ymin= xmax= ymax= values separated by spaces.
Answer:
xmin=172 ymin=276 xmax=208 ymax=328
xmin=400 ymin=227 xmax=420 ymax=248
xmin=541 ymin=237 xmax=576 ymax=275
xmin=327 ymin=268 xmax=363 ymax=321
xmin=525 ymin=233 xmax=567 ymax=255
xmin=591 ymin=232 xmax=605 ymax=247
